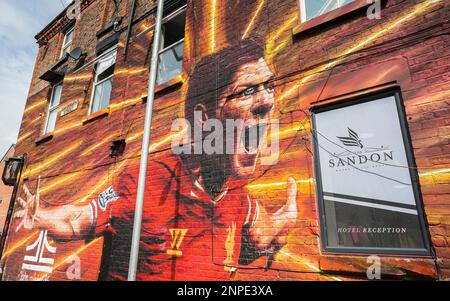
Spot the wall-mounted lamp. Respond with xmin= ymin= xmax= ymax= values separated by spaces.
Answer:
xmin=2 ymin=156 xmax=24 ymax=186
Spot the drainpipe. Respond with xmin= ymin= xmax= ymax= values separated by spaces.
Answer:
xmin=127 ymin=0 xmax=164 ymax=281
xmin=123 ymin=0 xmax=137 ymax=60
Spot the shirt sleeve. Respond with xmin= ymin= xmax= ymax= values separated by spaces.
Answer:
xmin=88 ymin=185 xmax=121 ymax=237
xmin=238 ymin=195 xmax=266 ymax=266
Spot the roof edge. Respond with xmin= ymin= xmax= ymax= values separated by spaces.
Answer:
xmin=34 ymin=1 xmax=75 ymax=42
xmin=0 ymin=144 xmax=16 ymax=164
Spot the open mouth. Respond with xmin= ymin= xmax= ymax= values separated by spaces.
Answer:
xmin=241 ymin=123 xmax=268 ymax=154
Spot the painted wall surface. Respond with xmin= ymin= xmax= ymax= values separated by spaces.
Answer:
xmin=0 ymin=145 xmax=15 ymax=236
xmin=1 ymin=0 xmax=449 ymax=281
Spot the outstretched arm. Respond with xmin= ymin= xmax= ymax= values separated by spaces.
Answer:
xmin=14 ymin=180 xmax=93 ymax=241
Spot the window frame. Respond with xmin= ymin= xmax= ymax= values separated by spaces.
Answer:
xmin=60 ymin=27 xmax=75 ymax=59
xmin=311 ymin=90 xmax=431 ymax=256
xmin=88 ymin=47 xmax=118 ymax=115
xmin=43 ymin=81 xmax=63 ymax=135
xmin=156 ymin=5 xmax=186 ymax=85
xmin=299 ymin=0 xmax=355 ymax=23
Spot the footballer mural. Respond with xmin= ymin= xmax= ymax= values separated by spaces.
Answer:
xmin=2 ymin=0 xmax=445 ymax=282
xmin=6 ymin=39 xmax=300 ymax=281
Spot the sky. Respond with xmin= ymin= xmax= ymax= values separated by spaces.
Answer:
xmin=0 ymin=0 xmax=72 ymax=159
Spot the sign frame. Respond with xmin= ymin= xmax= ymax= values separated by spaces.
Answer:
xmin=311 ymin=89 xmax=431 ymax=256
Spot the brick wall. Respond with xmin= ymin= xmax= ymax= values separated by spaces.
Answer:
xmin=0 ymin=145 xmax=15 ymax=236
xmin=1 ymin=0 xmax=449 ymax=281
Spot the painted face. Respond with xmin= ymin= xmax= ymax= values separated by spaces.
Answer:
xmin=218 ymin=57 xmax=275 ymax=179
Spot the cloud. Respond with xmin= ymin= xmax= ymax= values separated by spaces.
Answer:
xmin=0 ymin=1 xmax=66 ymax=158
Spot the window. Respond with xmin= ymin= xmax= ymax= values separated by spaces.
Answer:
xmin=156 ymin=7 xmax=186 ymax=85
xmin=312 ymin=92 xmax=430 ymax=255
xmin=44 ymin=82 xmax=63 ymax=134
xmin=300 ymin=0 xmax=355 ymax=22
xmin=89 ymin=49 xmax=117 ymax=114
xmin=60 ymin=27 xmax=74 ymax=58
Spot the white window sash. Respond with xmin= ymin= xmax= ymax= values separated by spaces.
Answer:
xmin=94 ymin=74 xmax=114 ymax=87
xmin=164 ymin=5 xmax=187 ymax=24
xmin=158 ymin=38 xmax=184 ymax=55
xmin=89 ymin=77 xmax=113 ymax=115
xmin=44 ymin=83 xmax=62 ymax=134
xmin=300 ymin=0 xmax=353 ymax=23
xmin=136 ymin=4 xmax=187 ymax=38
xmin=156 ymin=7 xmax=186 ymax=85
xmin=158 ymin=8 xmax=186 ymax=53
xmin=88 ymin=49 xmax=117 ymax=115
xmin=60 ymin=28 xmax=74 ymax=58
xmin=300 ymin=0 xmax=308 ymax=23
xmin=48 ymin=105 xmax=59 ymax=113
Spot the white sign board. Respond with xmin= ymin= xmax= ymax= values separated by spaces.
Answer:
xmin=314 ymin=95 xmax=427 ymax=251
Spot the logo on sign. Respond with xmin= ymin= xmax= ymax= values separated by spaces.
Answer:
xmin=337 ymin=127 xmax=364 ymax=149
xmin=329 ymin=126 xmax=395 ymax=169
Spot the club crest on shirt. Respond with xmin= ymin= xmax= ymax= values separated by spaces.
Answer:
xmin=97 ymin=186 xmax=119 ymax=211
xmin=167 ymin=229 xmax=188 ymax=257
xmin=223 ymin=222 xmax=236 ymax=271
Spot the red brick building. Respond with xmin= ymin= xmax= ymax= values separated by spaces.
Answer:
xmin=0 ymin=0 xmax=449 ymax=281
xmin=0 ymin=145 xmax=15 ymax=237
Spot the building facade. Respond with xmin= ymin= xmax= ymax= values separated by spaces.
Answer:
xmin=0 ymin=145 xmax=16 ymax=238
xmin=1 ymin=0 xmax=449 ymax=281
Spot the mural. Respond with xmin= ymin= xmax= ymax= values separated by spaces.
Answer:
xmin=10 ymin=40 xmax=298 ymax=281
xmin=1 ymin=0 xmax=446 ymax=281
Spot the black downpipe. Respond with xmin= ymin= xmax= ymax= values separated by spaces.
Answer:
xmin=123 ymin=0 xmax=137 ymax=60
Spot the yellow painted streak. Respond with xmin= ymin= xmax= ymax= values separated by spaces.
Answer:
xmin=279 ymin=0 xmax=440 ymax=102
xmin=241 ymin=0 xmax=266 ymax=40
xmin=271 ymin=15 xmax=298 ymax=42
xmin=37 ymin=237 xmax=102 ymax=281
xmin=210 ymin=0 xmax=217 ymax=54
xmin=274 ymin=123 xmax=310 ymax=141
xmin=25 ymin=142 xmax=81 ymax=177
xmin=278 ymin=250 xmax=342 ymax=281
xmin=149 ymin=129 xmax=186 ymax=153
xmin=265 ymin=14 xmax=298 ymax=63
xmin=419 ymin=168 xmax=450 ymax=177
xmin=74 ymin=130 xmax=186 ymax=204
xmin=39 ymin=172 xmax=81 ymax=194
xmin=0 ymin=231 xmax=40 ymax=260
xmin=126 ymin=131 xmax=144 ymax=143
xmin=30 ymin=115 xmax=42 ymax=125
xmin=247 ymin=178 xmax=314 ymax=190
xmin=184 ymin=24 xmax=191 ymax=65
xmin=34 ymin=129 xmax=183 ymax=202
xmin=128 ymin=68 xmax=147 ymax=75
xmin=75 ymin=159 xmax=129 ymax=205
xmin=114 ymin=67 xmax=147 ymax=76
xmin=64 ymin=73 xmax=93 ymax=82
xmin=25 ymin=143 xmax=81 ymax=177
xmin=53 ymin=121 xmax=80 ymax=136
xmin=80 ymin=133 xmax=117 ymax=157
xmin=267 ymin=38 xmax=290 ymax=59
xmin=49 ymin=96 xmax=142 ymax=138
xmin=24 ymin=99 xmax=47 ymax=114
xmin=16 ymin=131 xmax=34 ymax=144
xmin=140 ymin=22 xmax=150 ymax=32
xmin=109 ymin=97 xmax=143 ymax=112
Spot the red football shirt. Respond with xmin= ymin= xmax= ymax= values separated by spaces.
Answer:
xmin=88 ymin=155 xmax=262 ymax=280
